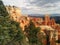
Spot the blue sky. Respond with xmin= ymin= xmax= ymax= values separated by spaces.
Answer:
xmin=2 ymin=0 xmax=60 ymax=14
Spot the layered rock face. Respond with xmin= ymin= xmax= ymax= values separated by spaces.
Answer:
xmin=6 ymin=6 xmax=22 ymax=21
xmin=6 ymin=6 xmax=60 ymax=42
xmin=6 ymin=6 xmax=30 ymax=31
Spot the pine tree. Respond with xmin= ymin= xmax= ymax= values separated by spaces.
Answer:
xmin=24 ymin=20 xmax=42 ymax=45
xmin=0 ymin=0 xmax=28 ymax=45
xmin=0 ymin=0 xmax=8 ymax=17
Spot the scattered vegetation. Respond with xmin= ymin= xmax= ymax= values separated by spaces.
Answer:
xmin=24 ymin=20 xmax=43 ymax=45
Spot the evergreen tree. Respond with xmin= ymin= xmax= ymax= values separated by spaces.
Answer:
xmin=0 ymin=0 xmax=28 ymax=45
xmin=24 ymin=20 xmax=42 ymax=45
xmin=0 ymin=0 xmax=8 ymax=17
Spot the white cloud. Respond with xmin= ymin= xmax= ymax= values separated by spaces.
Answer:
xmin=2 ymin=0 xmax=60 ymax=14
